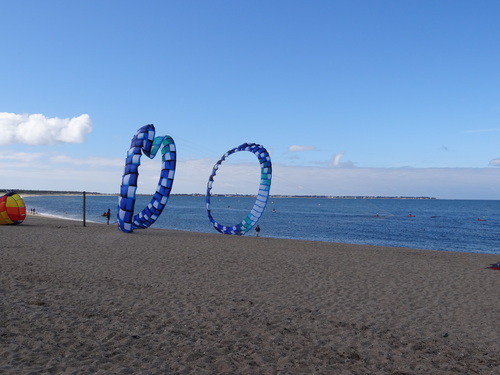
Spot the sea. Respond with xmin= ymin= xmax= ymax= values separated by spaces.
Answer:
xmin=22 ymin=195 xmax=500 ymax=255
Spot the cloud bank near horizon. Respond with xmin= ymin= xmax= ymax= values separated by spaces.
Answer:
xmin=0 ymin=112 xmax=93 ymax=146
xmin=2 ymin=158 xmax=499 ymax=199
xmin=1 ymin=144 xmax=499 ymax=199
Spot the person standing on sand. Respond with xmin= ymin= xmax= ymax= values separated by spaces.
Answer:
xmin=106 ymin=209 xmax=111 ymax=224
xmin=255 ymin=225 xmax=261 ymax=237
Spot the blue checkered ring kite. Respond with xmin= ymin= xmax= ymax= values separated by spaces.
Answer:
xmin=206 ymin=143 xmax=272 ymax=235
xmin=118 ymin=124 xmax=176 ymax=233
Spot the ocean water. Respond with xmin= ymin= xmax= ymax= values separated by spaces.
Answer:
xmin=23 ymin=195 xmax=500 ymax=255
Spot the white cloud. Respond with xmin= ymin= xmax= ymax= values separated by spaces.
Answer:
xmin=331 ymin=152 xmax=345 ymax=167
xmin=329 ymin=152 xmax=354 ymax=168
xmin=288 ymin=145 xmax=316 ymax=152
xmin=0 ymin=151 xmax=44 ymax=162
xmin=0 ymin=112 xmax=93 ymax=146
xmin=488 ymin=159 xmax=500 ymax=166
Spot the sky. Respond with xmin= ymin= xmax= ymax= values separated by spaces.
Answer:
xmin=1 ymin=0 xmax=500 ymax=199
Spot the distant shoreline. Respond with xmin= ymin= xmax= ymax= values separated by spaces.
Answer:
xmin=1 ymin=189 xmax=436 ymax=200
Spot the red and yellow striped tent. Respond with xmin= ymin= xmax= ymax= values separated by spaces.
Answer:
xmin=0 ymin=192 xmax=27 ymax=225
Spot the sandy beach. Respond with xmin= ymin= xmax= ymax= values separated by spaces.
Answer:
xmin=1 ymin=215 xmax=499 ymax=374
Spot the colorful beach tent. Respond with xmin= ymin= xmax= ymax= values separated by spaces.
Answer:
xmin=0 ymin=192 xmax=27 ymax=225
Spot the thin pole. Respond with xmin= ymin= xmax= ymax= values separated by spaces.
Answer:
xmin=83 ymin=191 xmax=86 ymax=227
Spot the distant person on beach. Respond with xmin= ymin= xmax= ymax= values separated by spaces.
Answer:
xmin=255 ymin=225 xmax=261 ymax=237
xmin=105 ymin=209 xmax=111 ymax=224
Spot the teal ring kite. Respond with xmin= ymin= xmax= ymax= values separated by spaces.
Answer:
xmin=206 ymin=143 xmax=272 ymax=235
xmin=118 ymin=124 xmax=176 ymax=233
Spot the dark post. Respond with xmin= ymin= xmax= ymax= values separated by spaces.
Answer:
xmin=83 ymin=191 xmax=86 ymax=227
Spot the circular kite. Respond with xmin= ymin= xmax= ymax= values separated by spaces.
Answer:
xmin=0 ymin=192 xmax=27 ymax=225
xmin=206 ymin=143 xmax=272 ymax=235
xmin=117 ymin=125 xmax=176 ymax=233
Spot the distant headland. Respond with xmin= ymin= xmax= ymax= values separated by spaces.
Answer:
xmin=1 ymin=189 xmax=436 ymax=200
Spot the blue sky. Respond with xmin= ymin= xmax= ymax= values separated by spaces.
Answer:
xmin=1 ymin=0 xmax=500 ymax=199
